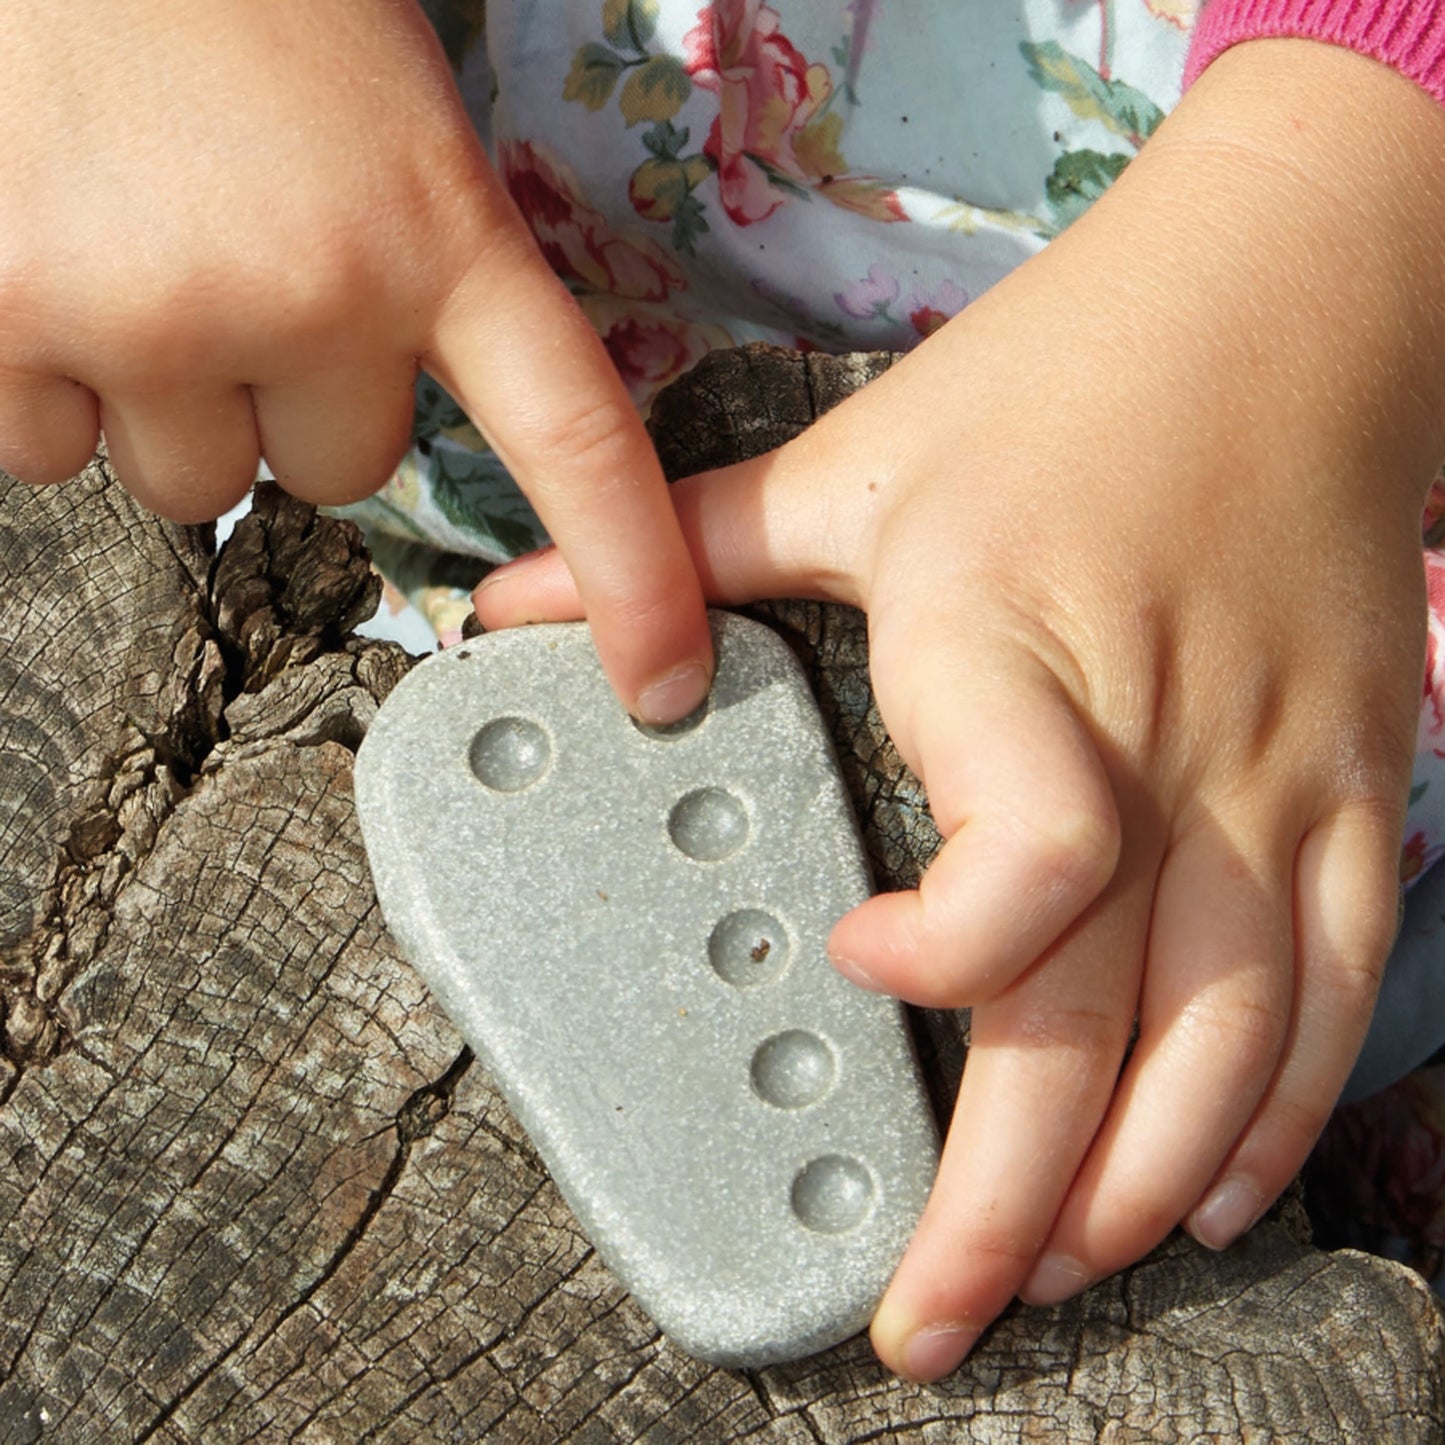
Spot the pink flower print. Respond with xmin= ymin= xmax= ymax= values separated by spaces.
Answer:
xmin=500 ymin=140 xmax=685 ymax=302
xmin=905 ymin=279 xmax=969 ymax=341
xmin=1385 ymin=1081 xmax=1445 ymax=1244
xmin=834 ymin=263 xmax=900 ymax=320
xmin=681 ymin=0 xmax=905 ymax=228
xmin=1426 ymin=553 xmax=1445 ymax=629
xmin=1421 ymin=553 xmax=1445 ymax=749
xmin=1402 ymin=830 xmax=1428 ymax=885
xmin=578 ymin=296 xmax=732 ymax=412
xmin=1143 ymin=0 xmax=1198 ymax=26
xmin=682 ymin=0 xmax=833 ymax=225
xmin=1424 ymin=470 xmax=1445 ymax=543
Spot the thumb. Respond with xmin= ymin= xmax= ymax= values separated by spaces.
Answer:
xmin=474 ymin=424 xmax=877 ymax=623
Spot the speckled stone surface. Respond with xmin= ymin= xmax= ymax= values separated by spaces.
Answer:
xmin=354 ymin=611 xmax=939 ymax=1367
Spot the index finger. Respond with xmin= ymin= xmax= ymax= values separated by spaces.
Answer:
xmin=424 ymin=206 xmax=711 ymax=725
xmin=869 ymin=864 xmax=1154 ymax=1380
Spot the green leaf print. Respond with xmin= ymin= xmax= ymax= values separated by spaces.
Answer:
xmin=603 ymin=0 xmax=660 ymax=52
xmin=641 ymin=119 xmax=690 ymax=160
xmin=1045 ymin=149 xmax=1130 ymax=229
xmin=1021 ymin=41 xmax=1165 ymax=146
xmin=1412 ymin=781 xmax=1430 ymax=807
xmin=564 ymin=42 xmax=626 ymax=110
xmin=620 ymin=55 xmax=691 ymax=126
xmin=412 ymin=377 xmax=469 ymax=441
xmin=669 ymin=191 xmax=710 ymax=256
xmin=431 ymin=458 xmax=545 ymax=559
xmin=418 ymin=0 xmax=488 ymax=72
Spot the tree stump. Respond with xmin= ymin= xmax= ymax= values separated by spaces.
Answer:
xmin=2 ymin=345 xmax=1442 ymax=1442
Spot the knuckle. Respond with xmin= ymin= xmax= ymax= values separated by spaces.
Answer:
xmin=0 ymin=256 xmax=54 ymax=368
xmin=1333 ymin=942 xmax=1389 ymax=1016
xmin=0 ymin=443 xmax=93 ymax=489
xmin=1013 ymin=1001 xmax=1128 ymax=1058
xmin=538 ymin=393 xmax=643 ymax=481
xmin=1102 ymin=1189 xmax=1183 ymax=1247
xmin=281 ymin=440 xmax=406 ymax=508
xmin=0 ymin=381 xmax=98 ymax=487
xmin=0 ymin=264 xmax=24 ymax=346
xmin=1264 ymin=1091 xmax=1333 ymax=1154
xmin=269 ymin=239 xmax=376 ymax=346
xmin=1178 ymin=990 xmax=1287 ymax=1073
xmin=954 ymin=1223 xmax=1050 ymax=1277
xmin=594 ymin=587 xmax=693 ymax=655
xmin=1014 ymin=795 xmax=1121 ymax=904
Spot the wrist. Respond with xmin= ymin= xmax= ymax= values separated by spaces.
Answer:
xmin=1185 ymin=1 xmax=1445 ymax=110
xmin=1068 ymin=37 xmax=1445 ymax=507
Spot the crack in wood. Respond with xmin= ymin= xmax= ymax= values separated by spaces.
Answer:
xmin=131 ymin=1047 xmax=477 ymax=1443
xmin=3 ymin=359 xmax=1443 ymax=1440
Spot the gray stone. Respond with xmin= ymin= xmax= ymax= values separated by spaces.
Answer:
xmin=354 ymin=610 xmax=939 ymax=1367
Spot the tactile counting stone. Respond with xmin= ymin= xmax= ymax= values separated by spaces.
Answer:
xmin=354 ymin=610 xmax=939 ymax=1367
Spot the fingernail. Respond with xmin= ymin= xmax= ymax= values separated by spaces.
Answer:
xmin=1189 ymin=1177 xmax=1266 ymax=1251
xmin=472 ymin=544 xmax=556 ymax=598
xmin=899 ymin=1323 xmax=979 ymax=1383
xmin=828 ymin=952 xmax=884 ymax=992
xmin=636 ymin=662 xmax=710 ymax=727
xmin=1020 ymin=1253 xmax=1090 ymax=1306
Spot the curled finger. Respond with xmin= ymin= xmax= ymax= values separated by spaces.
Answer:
xmin=829 ymin=634 xmax=1120 ymax=1007
xmin=0 ymin=368 xmax=99 ymax=487
xmin=101 ymin=386 xmax=260 ymax=523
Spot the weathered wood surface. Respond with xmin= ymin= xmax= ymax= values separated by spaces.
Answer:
xmin=1 ymin=345 xmax=1442 ymax=1442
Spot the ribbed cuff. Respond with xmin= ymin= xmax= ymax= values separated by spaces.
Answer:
xmin=1184 ymin=0 xmax=1445 ymax=105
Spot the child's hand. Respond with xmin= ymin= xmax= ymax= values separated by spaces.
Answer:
xmin=0 ymin=0 xmax=710 ymax=723
xmin=477 ymin=40 xmax=1445 ymax=1375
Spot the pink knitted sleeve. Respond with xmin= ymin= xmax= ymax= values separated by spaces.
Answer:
xmin=1184 ymin=0 xmax=1445 ymax=105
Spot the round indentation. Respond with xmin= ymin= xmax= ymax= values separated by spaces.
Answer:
xmin=707 ymin=909 xmax=789 ymax=987
xmin=632 ymin=699 xmax=709 ymax=742
xmin=469 ymin=717 xmax=551 ymax=792
xmin=668 ymin=787 xmax=748 ymax=861
xmin=791 ymin=1155 xmax=875 ymax=1234
xmin=751 ymin=1030 xmax=835 ymax=1109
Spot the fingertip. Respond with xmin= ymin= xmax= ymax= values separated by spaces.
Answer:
xmin=634 ymin=659 xmax=712 ymax=727
xmin=1185 ymin=1176 xmax=1268 ymax=1252
xmin=870 ymin=1298 xmax=980 ymax=1383
xmin=124 ymin=461 xmax=258 ymax=524
xmin=471 ymin=545 xmax=579 ymax=627
xmin=608 ymin=612 xmax=714 ymax=725
xmin=576 ymin=563 xmax=714 ymax=725
xmin=471 ymin=546 xmax=715 ymax=725
xmin=1017 ymin=1252 xmax=1091 ymax=1306
xmin=0 ymin=372 xmax=101 ymax=486
xmin=0 ymin=441 xmax=98 ymax=489
xmin=827 ymin=895 xmax=929 ymax=1001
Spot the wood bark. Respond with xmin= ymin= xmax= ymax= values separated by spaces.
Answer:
xmin=0 ymin=345 xmax=1441 ymax=1442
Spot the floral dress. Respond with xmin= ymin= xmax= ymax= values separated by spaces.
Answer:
xmin=348 ymin=0 xmax=1201 ymax=615
xmin=343 ymin=0 xmax=1445 ymax=1277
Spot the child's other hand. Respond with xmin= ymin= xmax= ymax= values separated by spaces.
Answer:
xmin=0 ymin=0 xmax=710 ymax=723
xmin=478 ymin=40 xmax=1445 ymax=1374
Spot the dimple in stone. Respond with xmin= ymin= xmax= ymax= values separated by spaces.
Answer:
xmin=469 ymin=716 xmax=551 ymax=792
xmin=668 ymin=787 xmax=749 ymax=861
xmin=751 ymin=1030 xmax=835 ymax=1109
xmin=707 ymin=909 xmax=789 ymax=987
xmin=791 ymin=1155 xmax=875 ymax=1234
